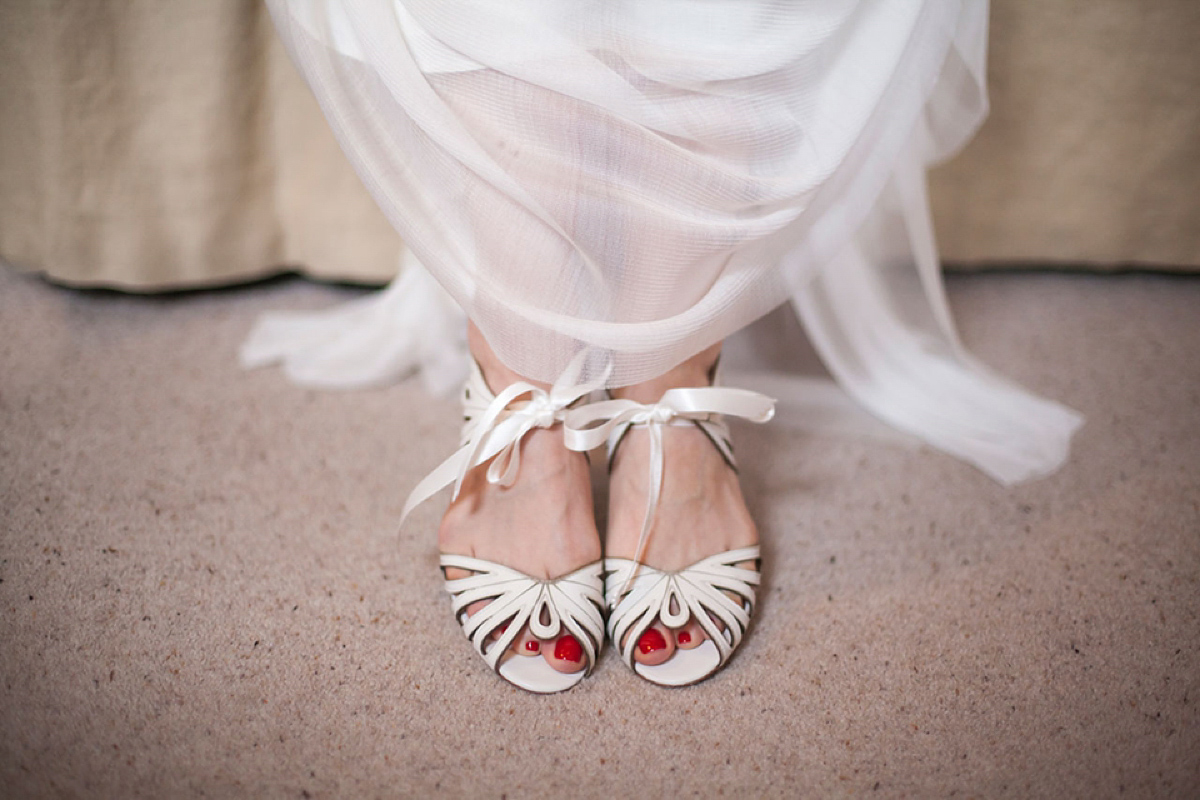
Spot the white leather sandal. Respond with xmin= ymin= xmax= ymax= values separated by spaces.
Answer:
xmin=401 ymin=358 xmax=607 ymax=694
xmin=562 ymin=382 xmax=775 ymax=686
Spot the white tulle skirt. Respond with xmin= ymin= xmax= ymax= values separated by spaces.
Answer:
xmin=244 ymin=0 xmax=1082 ymax=485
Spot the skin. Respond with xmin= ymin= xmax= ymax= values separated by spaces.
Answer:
xmin=438 ymin=324 xmax=757 ymax=675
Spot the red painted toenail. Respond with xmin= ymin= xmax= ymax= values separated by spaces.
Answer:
xmin=677 ymin=630 xmax=692 ymax=645
xmin=638 ymin=629 xmax=667 ymax=654
xmin=554 ymin=635 xmax=582 ymax=663
xmin=524 ymin=640 xmax=540 ymax=653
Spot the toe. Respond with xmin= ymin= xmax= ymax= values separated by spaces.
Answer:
xmin=460 ymin=599 xmax=500 ymax=637
xmin=673 ymin=617 xmax=705 ymax=649
xmin=543 ymin=633 xmax=587 ymax=674
xmin=510 ymin=626 xmax=543 ymax=657
xmin=447 ymin=567 xmax=506 ymax=639
xmin=631 ymin=621 xmax=675 ymax=666
xmin=700 ymin=589 xmax=749 ymax=636
xmin=443 ymin=566 xmax=471 ymax=582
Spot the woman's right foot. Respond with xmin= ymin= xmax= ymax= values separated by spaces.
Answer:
xmin=437 ymin=324 xmax=601 ymax=676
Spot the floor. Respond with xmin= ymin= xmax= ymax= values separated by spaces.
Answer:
xmin=1 ymin=264 xmax=1197 ymax=798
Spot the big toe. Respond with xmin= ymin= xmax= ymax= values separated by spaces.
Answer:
xmin=542 ymin=633 xmax=587 ymax=674
xmin=630 ymin=621 xmax=676 ymax=666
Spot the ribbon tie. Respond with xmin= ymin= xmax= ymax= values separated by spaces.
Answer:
xmin=562 ymin=386 xmax=775 ymax=595
xmin=400 ymin=354 xmax=607 ymax=526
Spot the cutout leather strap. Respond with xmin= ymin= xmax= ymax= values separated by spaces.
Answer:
xmin=604 ymin=546 xmax=760 ymax=672
xmin=441 ymin=555 xmax=606 ymax=676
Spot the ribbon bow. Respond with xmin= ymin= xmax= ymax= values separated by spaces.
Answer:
xmin=562 ymin=386 xmax=775 ymax=593
xmin=400 ymin=355 xmax=608 ymax=526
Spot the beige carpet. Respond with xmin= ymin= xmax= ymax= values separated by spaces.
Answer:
xmin=2 ymin=264 xmax=1197 ymax=798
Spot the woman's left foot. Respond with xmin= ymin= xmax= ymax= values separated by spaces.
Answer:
xmin=604 ymin=346 xmax=760 ymax=671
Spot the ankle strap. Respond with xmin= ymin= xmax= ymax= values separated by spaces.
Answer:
xmin=561 ymin=386 xmax=775 ymax=593
xmin=400 ymin=355 xmax=606 ymax=526
xmin=561 ymin=386 xmax=775 ymax=456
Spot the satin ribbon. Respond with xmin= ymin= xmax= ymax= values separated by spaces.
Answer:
xmin=562 ymin=387 xmax=775 ymax=596
xmin=400 ymin=355 xmax=608 ymax=525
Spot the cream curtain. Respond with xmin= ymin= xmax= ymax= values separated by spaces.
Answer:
xmin=0 ymin=1 xmax=400 ymax=289
xmin=1 ymin=0 xmax=1197 ymax=290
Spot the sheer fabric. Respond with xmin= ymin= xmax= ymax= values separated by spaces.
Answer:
xmin=244 ymin=0 xmax=1082 ymax=484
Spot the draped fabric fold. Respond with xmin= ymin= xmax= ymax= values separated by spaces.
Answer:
xmin=243 ymin=0 xmax=1082 ymax=485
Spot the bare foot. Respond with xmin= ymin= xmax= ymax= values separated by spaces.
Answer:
xmin=605 ymin=343 xmax=757 ymax=666
xmin=438 ymin=325 xmax=601 ymax=675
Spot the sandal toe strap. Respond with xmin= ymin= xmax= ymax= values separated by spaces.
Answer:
xmin=441 ymin=555 xmax=606 ymax=674
xmin=604 ymin=546 xmax=760 ymax=670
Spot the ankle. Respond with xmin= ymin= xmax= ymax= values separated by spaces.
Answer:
xmin=468 ymin=322 xmax=551 ymax=394
xmin=611 ymin=343 xmax=721 ymax=404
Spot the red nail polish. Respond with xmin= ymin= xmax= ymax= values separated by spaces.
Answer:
xmin=677 ymin=630 xmax=692 ymax=645
xmin=554 ymin=634 xmax=582 ymax=663
xmin=638 ymin=628 xmax=667 ymax=654
xmin=525 ymin=639 xmax=540 ymax=653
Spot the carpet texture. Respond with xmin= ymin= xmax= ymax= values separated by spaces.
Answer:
xmin=1 ymin=265 xmax=1197 ymax=798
